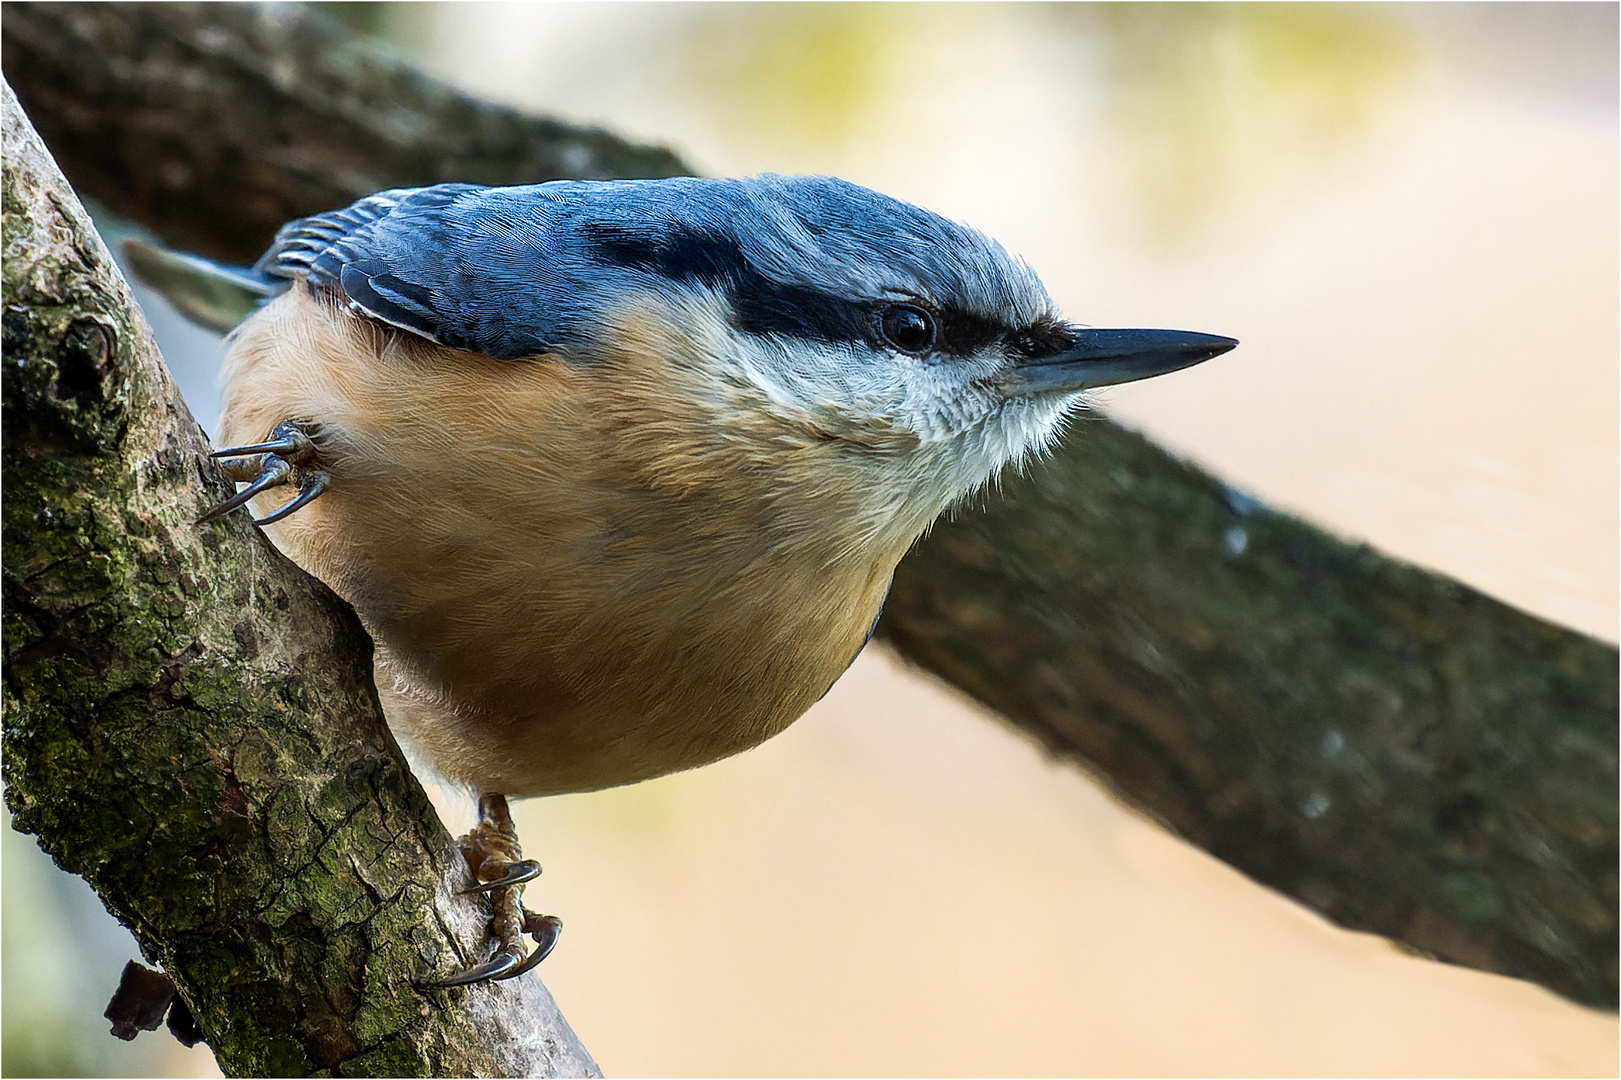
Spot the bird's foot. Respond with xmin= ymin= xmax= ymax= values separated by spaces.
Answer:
xmin=201 ymin=419 xmax=329 ymax=525
xmin=425 ymin=793 xmax=561 ymax=988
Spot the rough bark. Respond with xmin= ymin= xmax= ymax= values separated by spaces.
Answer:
xmin=3 ymin=0 xmax=1615 ymax=1012
xmin=2 ymin=80 xmax=599 ymax=1077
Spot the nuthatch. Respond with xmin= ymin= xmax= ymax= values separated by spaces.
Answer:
xmin=129 ymin=175 xmax=1235 ymax=986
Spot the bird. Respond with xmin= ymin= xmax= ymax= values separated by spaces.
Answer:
xmin=126 ymin=174 xmax=1235 ymax=987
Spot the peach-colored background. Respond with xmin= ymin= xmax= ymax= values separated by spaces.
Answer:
xmin=3 ymin=4 xmax=1614 ymax=1076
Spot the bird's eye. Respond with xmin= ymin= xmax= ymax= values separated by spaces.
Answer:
xmin=879 ymin=305 xmax=935 ymax=354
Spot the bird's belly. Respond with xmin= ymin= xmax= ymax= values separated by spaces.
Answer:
xmin=217 ymin=292 xmax=894 ymax=795
xmin=372 ymin=606 xmax=861 ymax=797
xmin=300 ymin=487 xmax=887 ymax=795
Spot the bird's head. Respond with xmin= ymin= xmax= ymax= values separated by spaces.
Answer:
xmin=553 ymin=175 xmax=1235 ymax=537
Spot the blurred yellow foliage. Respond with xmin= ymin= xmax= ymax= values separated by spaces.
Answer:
xmin=1088 ymin=3 xmax=1421 ymax=242
xmin=672 ymin=4 xmax=902 ymax=161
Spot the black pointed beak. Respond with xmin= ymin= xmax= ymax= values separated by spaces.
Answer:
xmin=1009 ymin=327 xmax=1237 ymax=396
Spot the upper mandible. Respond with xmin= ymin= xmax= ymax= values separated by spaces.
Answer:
xmin=251 ymin=176 xmax=1054 ymax=362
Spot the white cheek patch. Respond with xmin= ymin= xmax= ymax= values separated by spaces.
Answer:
xmin=734 ymin=332 xmax=1071 ymax=483
xmin=606 ymin=291 xmax=811 ymax=421
xmin=733 ymin=338 xmax=801 ymax=411
xmin=602 ymin=291 xmax=1068 ymax=519
xmin=737 ymin=335 xmax=857 ymax=415
xmin=891 ymin=350 xmax=1017 ymax=441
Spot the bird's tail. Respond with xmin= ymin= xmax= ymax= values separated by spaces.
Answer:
xmin=121 ymin=239 xmax=284 ymax=335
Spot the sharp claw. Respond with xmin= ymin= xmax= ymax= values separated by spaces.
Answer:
xmin=421 ymin=950 xmax=525 ymax=989
xmin=429 ymin=794 xmax=557 ymax=989
xmin=254 ymin=471 xmax=330 ymax=526
xmin=210 ymin=421 xmax=317 ymax=463
xmin=419 ymin=913 xmax=562 ymax=988
xmin=199 ymin=456 xmax=292 ymax=523
xmin=464 ymin=859 xmax=543 ymax=894
xmin=209 ymin=437 xmax=303 ymax=459
xmin=494 ymin=913 xmax=563 ymax=981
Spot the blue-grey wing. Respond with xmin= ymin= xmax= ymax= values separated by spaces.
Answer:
xmin=258 ymin=184 xmax=523 ymax=352
xmin=260 ymin=182 xmax=654 ymax=359
xmin=255 ymin=179 xmax=751 ymax=359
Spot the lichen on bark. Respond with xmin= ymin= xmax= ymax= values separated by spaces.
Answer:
xmin=2 ymin=78 xmax=597 ymax=1077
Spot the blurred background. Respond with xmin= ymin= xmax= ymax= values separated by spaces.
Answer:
xmin=4 ymin=2 xmax=1616 ymax=1075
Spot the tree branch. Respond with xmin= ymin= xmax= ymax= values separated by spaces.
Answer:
xmin=885 ymin=421 xmax=1617 ymax=1008
xmin=2 ymin=78 xmax=598 ymax=1077
xmin=3 ymin=0 xmax=1614 ymax=1011
xmin=0 ymin=1 xmax=686 ymax=263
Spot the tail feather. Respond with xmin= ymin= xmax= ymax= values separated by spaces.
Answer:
xmin=122 ymin=239 xmax=285 ymax=335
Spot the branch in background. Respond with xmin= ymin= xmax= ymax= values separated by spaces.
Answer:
xmin=885 ymin=420 xmax=1617 ymax=1009
xmin=2 ymin=79 xmax=597 ymax=1077
xmin=0 ymin=1 xmax=686 ymax=263
xmin=3 ymin=0 xmax=1615 ymax=1009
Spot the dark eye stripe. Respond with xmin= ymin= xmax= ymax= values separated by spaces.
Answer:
xmin=933 ymin=308 xmax=1005 ymax=358
xmin=731 ymin=281 xmax=880 ymax=347
xmin=583 ymin=221 xmax=1018 ymax=358
xmin=584 ymin=223 xmax=740 ymax=284
xmin=1005 ymin=319 xmax=1073 ymax=360
xmin=581 ymin=223 xmax=866 ymax=345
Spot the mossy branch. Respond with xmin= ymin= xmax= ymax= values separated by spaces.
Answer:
xmin=2 ymin=78 xmax=598 ymax=1077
